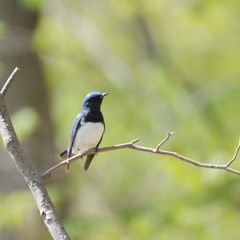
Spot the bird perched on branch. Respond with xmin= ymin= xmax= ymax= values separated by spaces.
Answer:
xmin=59 ymin=91 xmax=108 ymax=171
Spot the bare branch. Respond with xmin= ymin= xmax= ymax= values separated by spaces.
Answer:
xmin=0 ymin=67 xmax=20 ymax=95
xmin=224 ymin=139 xmax=240 ymax=167
xmin=0 ymin=69 xmax=70 ymax=240
xmin=41 ymin=139 xmax=140 ymax=179
xmin=155 ymin=131 xmax=174 ymax=151
xmin=42 ymin=134 xmax=240 ymax=180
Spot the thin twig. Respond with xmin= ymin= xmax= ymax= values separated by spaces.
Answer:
xmin=155 ymin=131 xmax=174 ymax=151
xmin=41 ymin=134 xmax=240 ymax=180
xmin=224 ymin=139 xmax=240 ymax=167
xmin=0 ymin=67 xmax=20 ymax=96
xmin=41 ymin=139 xmax=140 ymax=179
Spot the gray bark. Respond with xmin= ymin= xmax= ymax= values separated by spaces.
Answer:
xmin=0 ymin=94 xmax=70 ymax=240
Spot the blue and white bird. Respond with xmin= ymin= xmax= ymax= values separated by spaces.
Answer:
xmin=59 ymin=91 xmax=108 ymax=171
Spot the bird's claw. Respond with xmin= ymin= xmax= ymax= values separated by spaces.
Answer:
xmin=65 ymin=161 xmax=70 ymax=172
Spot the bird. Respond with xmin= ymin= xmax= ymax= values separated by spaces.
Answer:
xmin=59 ymin=91 xmax=108 ymax=171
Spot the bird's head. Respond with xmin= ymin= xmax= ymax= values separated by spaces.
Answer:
xmin=82 ymin=91 xmax=108 ymax=110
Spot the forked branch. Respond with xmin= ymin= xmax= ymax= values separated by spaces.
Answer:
xmin=41 ymin=133 xmax=240 ymax=180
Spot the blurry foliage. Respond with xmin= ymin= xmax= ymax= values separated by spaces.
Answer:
xmin=0 ymin=191 xmax=33 ymax=229
xmin=1 ymin=0 xmax=240 ymax=239
xmin=20 ymin=0 xmax=43 ymax=11
xmin=0 ymin=21 xmax=7 ymax=38
xmin=11 ymin=107 xmax=40 ymax=142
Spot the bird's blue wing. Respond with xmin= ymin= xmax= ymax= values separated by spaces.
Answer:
xmin=67 ymin=112 xmax=83 ymax=158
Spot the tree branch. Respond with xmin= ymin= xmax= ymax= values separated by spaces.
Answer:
xmin=0 ymin=68 xmax=70 ymax=240
xmin=42 ymin=134 xmax=240 ymax=180
xmin=0 ymin=67 xmax=20 ymax=95
xmin=41 ymin=139 xmax=140 ymax=179
xmin=155 ymin=131 xmax=174 ymax=151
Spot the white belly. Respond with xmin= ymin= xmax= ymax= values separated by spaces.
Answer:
xmin=72 ymin=122 xmax=104 ymax=154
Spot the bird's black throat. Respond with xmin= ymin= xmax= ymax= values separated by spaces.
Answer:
xmin=83 ymin=109 xmax=104 ymax=123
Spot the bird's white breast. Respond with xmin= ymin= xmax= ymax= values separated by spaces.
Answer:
xmin=72 ymin=122 xmax=104 ymax=154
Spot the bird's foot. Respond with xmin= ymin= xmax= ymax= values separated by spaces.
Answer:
xmin=65 ymin=161 xmax=70 ymax=172
xmin=87 ymin=147 xmax=98 ymax=154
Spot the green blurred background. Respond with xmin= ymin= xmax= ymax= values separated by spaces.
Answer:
xmin=0 ymin=0 xmax=240 ymax=239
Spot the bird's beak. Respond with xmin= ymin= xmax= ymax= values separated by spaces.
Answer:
xmin=101 ymin=92 xmax=109 ymax=98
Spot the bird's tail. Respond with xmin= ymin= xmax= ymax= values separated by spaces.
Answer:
xmin=59 ymin=149 xmax=95 ymax=171
xmin=59 ymin=148 xmax=68 ymax=159
xmin=84 ymin=154 xmax=95 ymax=171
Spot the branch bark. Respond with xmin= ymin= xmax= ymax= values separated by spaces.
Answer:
xmin=0 ymin=69 xmax=70 ymax=240
xmin=42 ymin=134 xmax=240 ymax=180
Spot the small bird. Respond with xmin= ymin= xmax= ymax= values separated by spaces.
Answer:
xmin=59 ymin=91 xmax=108 ymax=171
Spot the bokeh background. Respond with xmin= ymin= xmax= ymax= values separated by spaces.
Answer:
xmin=0 ymin=0 xmax=240 ymax=239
